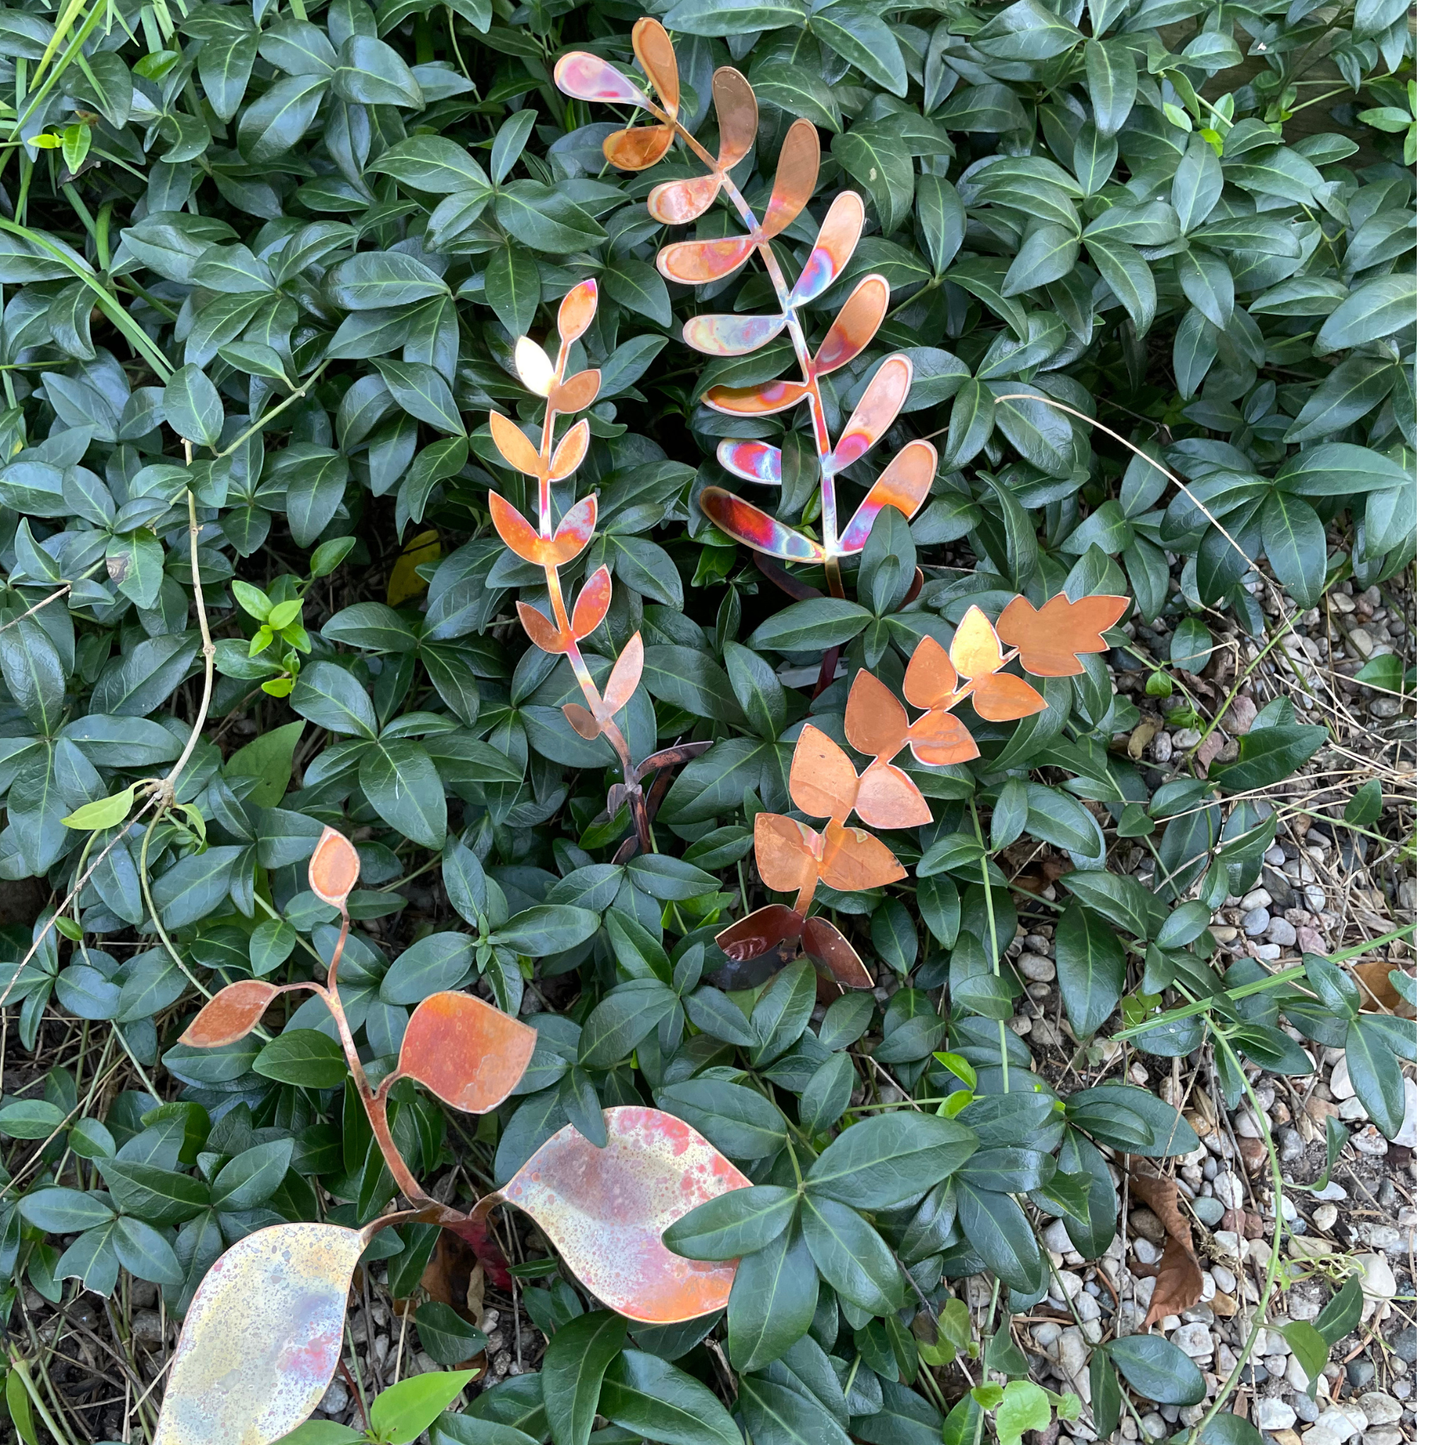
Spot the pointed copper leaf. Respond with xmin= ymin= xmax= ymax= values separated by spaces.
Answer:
xmin=836 ymin=441 xmax=936 ymax=554
xmin=489 ymin=490 xmax=547 ymax=565
xmin=753 ymin=812 xmax=821 ymax=894
xmin=703 ymin=377 xmax=810 ymax=417
xmin=550 ymin=418 xmax=590 ymax=482
xmin=498 ymin=1106 xmax=750 ymax=1322
xmin=571 ymin=565 xmax=612 ymax=641
xmin=517 ymin=601 xmax=571 ymax=653
xmin=907 ymin=710 xmax=979 ymax=766
xmin=817 ymin=821 xmax=906 ymax=892
xmin=854 ymin=761 xmax=932 ymax=830
xmin=995 ymin=592 xmax=1131 ymax=676
xmin=792 ymin=191 xmax=866 ymax=306
xmin=813 ymin=274 xmax=888 ymax=376
xmin=489 ymin=411 xmax=543 ymax=477
xmin=399 ymin=992 xmax=537 ymax=1113
xmin=648 ymin=172 xmax=724 ymax=225
xmin=717 ymin=438 xmax=784 ymax=485
xmin=904 ymin=634 xmax=958 ymax=711
xmin=802 ymin=917 xmax=873 ymax=989
xmin=558 ymin=279 xmax=598 ymax=343
xmin=683 ymin=312 xmax=787 ymax=357
xmin=949 ymin=605 xmax=1006 ymax=680
xmin=309 ymin=826 xmax=359 ymax=909
xmin=563 ymin=703 xmax=603 ymax=740
xmin=832 ymin=355 xmax=914 ymax=473
xmin=603 ymin=632 xmax=645 ymax=716
xmin=699 ymin=488 xmax=826 ymax=563
xmin=844 ymin=669 xmax=910 ymax=761
xmin=788 ymin=723 xmax=859 ymax=823
xmin=551 ymin=493 xmax=598 ymax=563
xmin=970 ymin=672 xmax=1047 ymax=723
xmin=154 ymin=1224 xmax=364 ymax=1445
xmin=514 ymin=336 xmax=555 ymax=397
xmin=180 ymin=980 xmax=279 ymax=1048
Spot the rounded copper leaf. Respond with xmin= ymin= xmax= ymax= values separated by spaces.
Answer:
xmin=553 ymin=51 xmax=647 ymax=107
xmin=836 ymin=441 xmax=936 ymax=554
xmin=907 ymin=710 xmax=979 ymax=766
xmin=180 ymin=980 xmax=279 ymax=1048
xmin=854 ymin=761 xmax=933 ymax=831
xmin=154 ymin=1223 xmax=364 ymax=1445
xmin=832 ymin=354 xmax=913 ymax=473
xmin=684 ymin=312 xmax=787 ymax=357
xmin=550 ymin=418 xmax=590 ymax=482
xmin=514 ymin=335 xmax=555 ymax=397
xmin=760 ymin=119 xmax=819 ymax=239
xmin=788 ymin=723 xmax=858 ymax=823
xmin=398 ymin=992 xmax=537 ymax=1113
xmin=817 ymin=821 xmax=906 ymax=892
xmin=813 ymin=274 xmax=888 ymax=376
xmin=903 ymin=634 xmax=958 ymax=711
xmin=498 ymin=1105 xmax=749 ymax=1323
xmin=712 ymin=66 xmax=758 ymax=169
xmin=632 ymin=17 xmax=679 ymax=116
xmin=753 ymin=812 xmax=819 ymax=894
xmin=516 ymin=601 xmax=570 ymax=653
xmin=699 ymin=488 xmax=826 ymax=564
xmin=792 ymin=191 xmax=866 ymax=306
xmin=603 ymin=124 xmax=674 ymax=172
xmin=551 ymin=368 xmax=601 ymax=414
xmin=558 ymin=279 xmax=598 ymax=343
xmin=716 ymin=438 xmax=783 ymax=485
xmin=551 ymin=493 xmax=598 ymax=564
xmin=648 ymin=173 xmax=723 ymax=226
xmin=489 ymin=410 xmax=542 ymax=476
xmin=657 ymin=235 xmax=755 ymax=286
xmin=844 ymin=669 xmax=909 ymax=761
xmin=562 ymin=703 xmax=603 ymax=740
xmin=309 ymin=826 xmax=360 ymax=909
xmin=970 ymin=672 xmax=1047 ymax=723
xmin=949 ymin=605 xmax=1006 ymax=681
xmin=571 ymin=565 xmax=612 ymax=641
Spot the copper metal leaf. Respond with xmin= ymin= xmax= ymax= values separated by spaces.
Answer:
xmin=308 ymin=826 xmax=359 ymax=909
xmin=154 ymin=1223 xmax=364 ymax=1445
xmin=844 ymin=669 xmax=910 ymax=761
xmin=180 ymin=980 xmax=278 ymax=1048
xmin=498 ymin=1105 xmax=750 ymax=1323
xmin=398 ymin=992 xmax=537 ymax=1113
xmin=995 ymin=592 xmax=1131 ymax=677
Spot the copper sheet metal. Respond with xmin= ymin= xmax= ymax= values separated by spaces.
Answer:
xmin=398 ymin=992 xmax=537 ymax=1113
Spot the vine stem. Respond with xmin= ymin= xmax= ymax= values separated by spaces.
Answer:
xmin=969 ymin=798 xmax=1009 ymax=1094
xmin=1185 ymin=1020 xmax=1287 ymax=1444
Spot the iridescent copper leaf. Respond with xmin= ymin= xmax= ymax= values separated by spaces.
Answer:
xmin=760 ymin=120 xmax=819 ymax=239
xmin=904 ymin=635 xmax=958 ymax=711
xmin=788 ymin=723 xmax=859 ymax=823
xmin=837 ymin=442 xmax=936 ymax=555
xmin=489 ymin=411 xmax=543 ymax=477
xmin=713 ymin=66 xmax=758 ymax=169
xmin=907 ymin=710 xmax=979 ymax=766
xmin=844 ymin=669 xmax=909 ymax=761
xmin=801 ymin=917 xmax=873 ymax=989
xmin=180 ymin=980 xmax=278 ymax=1048
xmin=514 ymin=336 xmax=554 ymax=397
xmin=831 ymin=355 xmax=913 ymax=473
xmin=753 ymin=812 xmax=820 ymax=893
xmin=517 ymin=602 xmax=570 ymax=653
xmin=563 ymin=703 xmax=602 ymax=740
xmin=154 ymin=1223 xmax=364 ymax=1445
xmin=683 ymin=312 xmax=787 ymax=357
xmin=703 ymin=378 xmax=809 ymax=417
xmin=717 ymin=438 xmax=783 ymax=485
xmin=553 ymin=51 xmax=648 ymax=107
xmin=970 ymin=671 xmax=1047 ymax=723
xmin=717 ymin=902 xmax=804 ymax=962
xmin=817 ymin=821 xmax=906 ymax=891
xmin=699 ymin=488 xmax=825 ymax=563
xmin=632 ymin=17 xmax=679 ymax=116
xmin=398 ymin=992 xmax=537 ymax=1113
xmin=572 ymin=566 xmax=613 ymax=641
xmin=309 ymin=826 xmax=360 ymax=909
xmin=604 ymin=124 xmax=674 ymax=172
xmin=995 ymin=592 xmax=1131 ymax=677
xmin=553 ymin=493 xmax=598 ymax=559
xmin=657 ymin=235 xmax=755 ymax=286
xmin=648 ymin=172 xmax=723 ymax=226
xmin=813 ymin=274 xmax=888 ymax=376
xmin=854 ymin=760 xmax=932 ymax=830
xmin=603 ymin=632 xmax=645 ymax=716
xmin=550 ymin=419 xmax=590 ymax=481
xmin=558 ymin=279 xmax=598 ymax=343
xmin=552 ymin=368 xmax=601 ymax=414
xmin=792 ymin=191 xmax=866 ymax=306
xmin=489 ymin=491 xmax=544 ymax=564
xmin=498 ymin=1106 xmax=749 ymax=1322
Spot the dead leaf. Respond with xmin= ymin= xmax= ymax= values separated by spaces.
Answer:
xmin=421 ymin=1228 xmax=480 ymax=1322
xmin=1128 ymin=1170 xmax=1204 ymax=1329
xmin=1128 ymin=718 xmax=1160 ymax=760
xmin=1350 ymin=959 xmax=1408 ymax=1016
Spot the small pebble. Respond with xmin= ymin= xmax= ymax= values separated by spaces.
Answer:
xmin=1242 ymin=906 xmax=1271 ymax=936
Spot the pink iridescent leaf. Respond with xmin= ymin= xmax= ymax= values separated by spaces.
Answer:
xmin=649 ymin=173 xmax=723 ymax=225
xmin=657 ymin=235 xmax=756 ymax=285
xmin=498 ymin=1105 xmax=750 ymax=1323
xmin=633 ymin=17 xmax=680 ymax=116
xmin=703 ymin=378 xmax=809 ymax=417
xmin=813 ymin=273 xmax=889 ymax=376
xmin=683 ymin=312 xmax=787 ymax=357
xmin=554 ymin=51 xmax=648 ymax=107
xmin=700 ymin=488 xmax=825 ymax=563
xmin=831 ymin=354 xmax=913 ymax=474
xmin=792 ymin=191 xmax=866 ymax=306
xmin=717 ymin=438 xmax=783 ymax=485
xmin=154 ymin=1224 xmax=365 ymax=1445
xmin=836 ymin=442 xmax=937 ymax=555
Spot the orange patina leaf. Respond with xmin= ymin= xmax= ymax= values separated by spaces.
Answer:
xmin=489 ymin=411 xmax=543 ymax=476
xmin=571 ymin=566 xmax=612 ymax=640
xmin=499 ymin=1106 xmax=749 ymax=1323
xmin=970 ymin=671 xmax=1048 ymax=723
xmin=517 ymin=601 xmax=570 ymax=653
xmin=949 ymin=605 xmax=1006 ymax=680
xmin=657 ymin=235 xmax=756 ymax=286
xmin=603 ymin=632 xmax=645 ymax=717
xmin=904 ymin=634 xmax=959 ymax=710
xmin=632 ymin=17 xmax=679 ymax=115
xmin=552 ymin=368 xmax=601 ymax=415
xmin=814 ymin=275 xmax=889 ymax=376
xmin=562 ymin=703 xmax=602 ymax=740
xmin=399 ymin=992 xmax=536 ymax=1113
xmin=907 ymin=709 xmax=979 ymax=766
xmin=753 ymin=812 xmax=820 ymax=894
xmin=818 ymin=820 xmax=906 ymax=892
xmin=996 ymin=592 xmax=1130 ymax=676
xmin=603 ymin=125 xmax=674 ymax=172
xmin=788 ymin=724 xmax=859 ymax=823
xmin=558 ymin=279 xmax=598 ymax=343
xmin=713 ymin=66 xmax=758 ymax=169
xmin=845 ymin=669 xmax=910 ymax=761
xmin=180 ymin=980 xmax=278 ymax=1047
xmin=550 ymin=419 xmax=590 ymax=481
xmin=309 ymin=826 xmax=360 ymax=909
xmin=761 ymin=120 xmax=819 ymax=238
xmin=649 ymin=172 xmax=724 ymax=226
xmin=717 ymin=902 xmax=805 ymax=963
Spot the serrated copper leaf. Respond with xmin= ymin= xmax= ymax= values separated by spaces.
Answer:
xmin=1129 ymin=1171 xmax=1205 ymax=1330
xmin=854 ymin=760 xmax=932 ymax=830
xmin=309 ymin=826 xmax=359 ymax=908
xmin=180 ymin=980 xmax=278 ymax=1048
xmin=154 ymin=1223 xmax=364 ymax=1445
xmin=498 ymin=1106 xmax=749 ymax=1322
xmin=949 ymin=605 xmax=1006 ymax=680
xmin=845 ymin=669 xmax=910 ymax=761
xmin=398 ymin=992 xmax=536 ymax=1113
xmin=995 ymin=592 xmax=1130 ymax=677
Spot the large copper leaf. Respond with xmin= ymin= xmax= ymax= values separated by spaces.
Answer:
xmin=155 ymin=1223 xmax=364 ymax=1445
xmin=398 ymin=992 xmax=536 ymax=1113
xmin=499 ymin=1106 xmax=749 ymax=1323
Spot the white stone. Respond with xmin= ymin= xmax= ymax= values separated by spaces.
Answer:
xmin=1329 ymin=1058 xmax=1355 ymax=1100
xmin=1133 ymin=1238 xmax=1162 ymax=1266
xmin=1211 ymin=1265 xmax=1237 ymax=1292
xmin=1056 ymin=1326 xmax=1089 ymax=1384
xmin=1256 ymin=1398 xmax=1298 ymax=1430
xmin=1139 ymin=1412 xmax=1169 ymax=1440
xmin=1358 ymin=1392 xmax=1403 ymax=1426
xmin=1172 ymin=1322 xmax=1214 ymax=1358
xmin=1313 ymin=1204 xmax=1338 ymax=1231
xmin=1389 ymin=1077 xmax=1416 ymax=1148
xmin=1357 ymin=1253 xmax=1396 ymax=1314
xmin=1041 ymin=1219 xmax=1073 ymax=1254
xmin=1302 ymin=1405 xmax=1369 ymax=1445
xmin=1363 ymin=1431 xmax=1402 ymax=1445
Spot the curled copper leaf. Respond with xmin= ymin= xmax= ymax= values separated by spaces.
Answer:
xmin=398 ymin=992 xmax=536 ymax=1113
xmin=498 ymin=1106 xmax=749 ymax=1323
xmin=180 ymin=980 xmax=278 ymax=1048
xmin=309 ymin=826 xmax=360 ymax=909
xmin=154 ymin=1223 xmax=364 ymax=1445
xmin=995 ymin=592 xmax=1130 ymax=676
xmin=1128 ymin=1171 xmax=1205 ymax=1330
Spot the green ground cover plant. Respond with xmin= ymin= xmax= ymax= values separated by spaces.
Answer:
xmin=0 ymin=0 xmax=1415 ymax=1443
